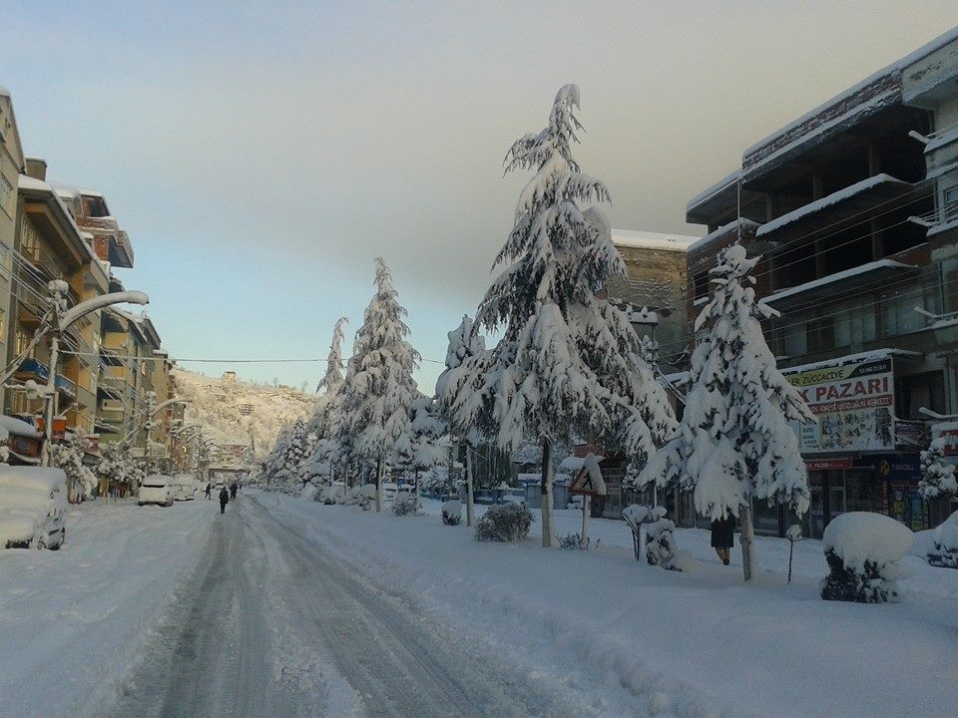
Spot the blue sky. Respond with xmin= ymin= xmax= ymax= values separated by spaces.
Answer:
xmin=3 ymin=2 xmax=958 ymax=392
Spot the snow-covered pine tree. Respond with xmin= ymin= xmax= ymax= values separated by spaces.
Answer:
xmin=393 ymin=395 xmax=447 ymax=506
xmin=919 ymin=437 xmax=957 ymax=500
xmin=640 ymin=244 xmax=815 ymax=581
xmin=436 ymin=315 xmax=487 ymax=526
xmin=451 ymin=85 xmax=675 ymax=547
xmin=302 ymin=316 xmax=349 ymax=486
xmin=337 ymin=257 xmax=421 ymax=511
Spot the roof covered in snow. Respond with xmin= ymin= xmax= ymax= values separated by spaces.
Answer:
xmin=611 ymin=229 xmax=700 ymax=251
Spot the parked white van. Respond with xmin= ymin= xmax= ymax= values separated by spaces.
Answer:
xmin=138 ymin=474 xmax=174 ymax=507
xmin=0 ymin=467 xmax=68 ymax=550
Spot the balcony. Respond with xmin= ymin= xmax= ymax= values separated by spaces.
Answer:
xmin=763 ymin=259 xmax=919 ymax=312
xmin=755 ymin=174 xmax=924 ymax=245
xmin=15 ymin=357 xmax=49 ymax=382
xmin=55 ymin=374 xmax=77 ymax=400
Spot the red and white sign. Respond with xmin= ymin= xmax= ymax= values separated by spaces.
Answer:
xmin=784 ymin=356 xmax=895 ymax=455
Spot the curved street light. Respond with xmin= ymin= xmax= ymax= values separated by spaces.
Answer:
xmin=41 ymin=283 xmax=149 ymax=466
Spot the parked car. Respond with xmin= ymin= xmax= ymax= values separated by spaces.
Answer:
xmin=502 ymin=488 xmax=527 ymax=506
xmin=138 ymin=474 xmax=174 ymax=507
xmin=0 ymin=466 xmax=68 ymax=550
xmin=172 ymin=474 xmax=197 ymax=501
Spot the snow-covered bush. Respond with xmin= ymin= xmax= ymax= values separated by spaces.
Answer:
xmin=475 ymin=503 xmax=533 ymax=542
xmin=928 ymin=510 xmax=958 ymax=569
xmin=558 ymin=532 xmax=589 ymax=550
xmin=392 ymin=494 xmax=419 ymax=516
xmin=316 ymin=484 xmax=345 ymax=505
xmin=52 ymin=441 xmax=98 ymax=502
xmin=622 ymin=504 xmax=663 ymax=561
xmin=645 ymin=517 xmax=681 ymax=571
xmin=820 ymin=512 xmax=914 ymax=603
xmin=441 ymin=500 xmax=462 ymax=526
xmin=342 ymin=484 xmax=376 ymax=511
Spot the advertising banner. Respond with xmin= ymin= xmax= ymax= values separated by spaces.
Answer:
xmin=784 ymin=356 xmax=895 ymax=454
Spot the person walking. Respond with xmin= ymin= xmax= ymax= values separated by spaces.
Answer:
xmin=711 ymin=513 xmax=735 ymax=565
xmin=219 ymin=485 xmax=229 ymax=514
xmin=229 ymin=481 xmax=238 ymax=500
xmin=204 ymin=483 xmax=212 ymax=500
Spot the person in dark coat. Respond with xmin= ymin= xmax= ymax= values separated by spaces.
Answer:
xmin=229 ymin=481 xmax=238 ymax=500
xmin=219 ymin=486 xmax=229 ymax=514
xmin=204 ymin=483 xmax=212 ymax=500
xmin=711 ymin=513 xmax=735 ymax=565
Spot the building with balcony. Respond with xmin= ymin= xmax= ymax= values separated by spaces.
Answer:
xmin=7 ymin=163 xmax=109 ymax=440
xmin=0 ymin=86 xmax=25 ymax=414
xmin=686 ymin=29 xmax=958 ymax=537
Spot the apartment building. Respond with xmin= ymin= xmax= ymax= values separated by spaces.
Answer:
xmin=686 ymin=29 xmax=958 ymax=537
xmin=0 ymin=87 xmax=24 ymax=414
xmin=8 ymin=163 xmax=110 ymax=442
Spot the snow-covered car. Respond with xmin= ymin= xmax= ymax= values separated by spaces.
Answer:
xmin=502 ymin=488 xmax=526 ymax=506
xmin=0 ymin=466 xmax=68 ymax=550
xmin=172 ymin=474 xmax=197 ymax=501
xmin=138 ymin=475 xmax=174 ymax=507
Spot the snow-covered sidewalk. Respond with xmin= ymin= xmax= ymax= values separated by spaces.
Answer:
xmin=0 ymin=497 xmax=213 ymax=718
xmin=266 ymin=492 xmax=958 ymax=718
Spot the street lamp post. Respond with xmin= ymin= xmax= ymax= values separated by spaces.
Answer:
xmin=41 ymin=282 xmax=149 ymax=467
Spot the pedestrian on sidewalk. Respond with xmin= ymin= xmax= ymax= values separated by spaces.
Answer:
xmin=205 ymin=482 xmax=212 ymax=500
xmin=229 ymin=481 xmax=238 ymax=500
xmin=711 ymin=513 xmax=735 ymax=565
xmin=219 ymin=485 xmax=229 ymax=514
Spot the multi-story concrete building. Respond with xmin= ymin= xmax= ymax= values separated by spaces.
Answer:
xmin=687 ymin=29 xmax=958 ymax=537
xmin=0 ymin=86 xmax=25 ymax=414
xmin=606 ymin=229 xmax=699 ymax=375
xmin=8 ymin=163 xmax=110 ymax=442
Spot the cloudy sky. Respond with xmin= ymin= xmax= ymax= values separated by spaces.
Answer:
xmin=2 ymin=2 xmax=958 ymax=392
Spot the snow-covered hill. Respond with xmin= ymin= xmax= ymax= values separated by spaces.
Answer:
xmin=172 ymin=369 xmax=316 ymax=459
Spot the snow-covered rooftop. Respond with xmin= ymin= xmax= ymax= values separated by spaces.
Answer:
xmin=744 ymin=27 xmax=958 ymax=161
xmin=611 ymin=228 xmax=700 ymax=251
xmin=685 ymin=169 xmax=740 ymax=213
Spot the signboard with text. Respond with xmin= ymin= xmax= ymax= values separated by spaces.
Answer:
xmin=784 ymin=356 xmax=895 ymax=454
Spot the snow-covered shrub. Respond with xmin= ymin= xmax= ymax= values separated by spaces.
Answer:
xmin=622 ymin=505 xmax=664 ymax=561
xmin=644 ymin=517 xmax=681 ymax=571
xmin=316 ymin=484 xmax=344 ymax=505
xmin=475 ymin=503 xmax=533 ymax=542
xmin=441 ymin=500 xmax=462 ymax=526
xmin=820 ymin=512 xmax=914 ymax=603
xmin=928 ymin=510 xmax=958 ymax=569
xmin=52 ymin=441 xmax=98 ymax=502
xmin=558 ymin=532 xmax=589 ymax=550
xmin=392 ymin=494 xmax=419 ymax=516
xmin=342 ymin=484 xmax=376 ymax=511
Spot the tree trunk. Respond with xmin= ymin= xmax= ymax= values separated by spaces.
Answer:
xmin=581 ymin=494 xmax=591 ymax=548
xmin=541 ymin=438 xmax=554 ymax=548
xmin=740 ymin=502 xmax=755 ymax=581
xmin=375 ymin=457 xmax=383 ymax=513
xmin=465 ymin=445 xmax=475 ymax=527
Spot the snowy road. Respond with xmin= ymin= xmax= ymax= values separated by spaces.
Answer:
xmin=108 ymin=495 xmax=599 ymax=718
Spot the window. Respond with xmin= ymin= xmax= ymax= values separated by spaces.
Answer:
xmin=944 ymin=185 xmax=958 ymax=223
xmin=881 ymin=285 xmax=939 ymax=337
xmin=15 ymin=327 xmax=32 ymax=357
xmin=20 ymin=219 xmax=40 ymax=261
xmin=0 ymin=174 xmax=12 ymax=218
xmin=834 ymin=303 xmax=877 ymax=348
